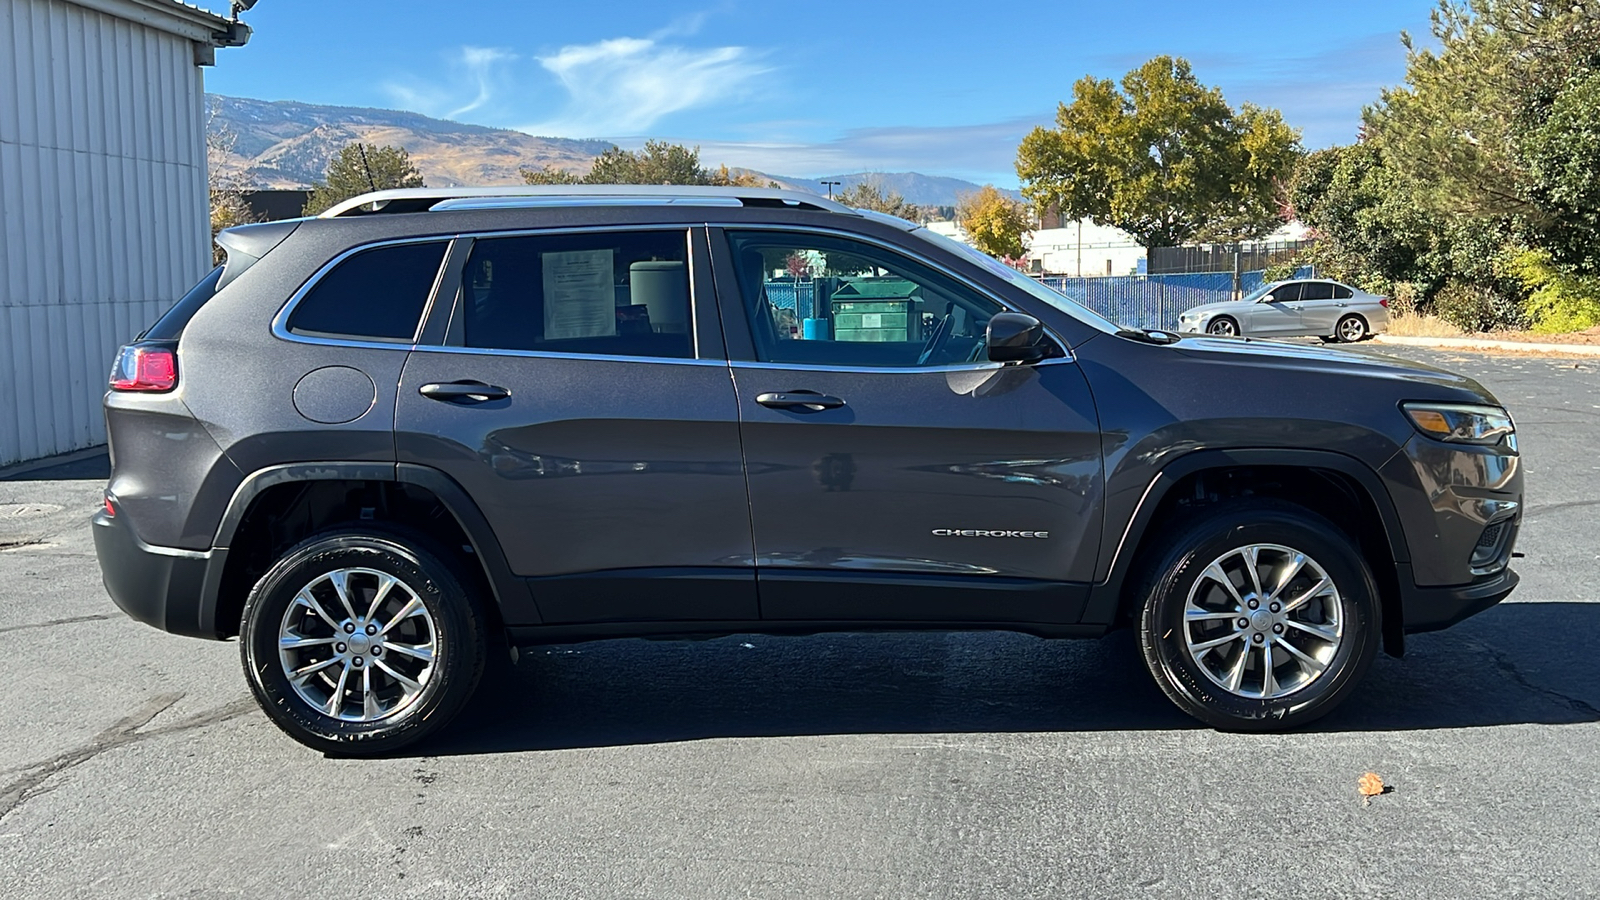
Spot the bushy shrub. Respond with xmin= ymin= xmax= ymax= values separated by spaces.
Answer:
xmin=1431 ymin=279 xmax=1526 ymax=332
xmin=1387 ymin=282 xmax=1423 ymax=318
xmin=1512 ymin=250 xmax=1600 ymax=333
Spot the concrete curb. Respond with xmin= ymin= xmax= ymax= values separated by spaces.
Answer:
xmin=1373 ymin=334 xmax=1600 ymax=356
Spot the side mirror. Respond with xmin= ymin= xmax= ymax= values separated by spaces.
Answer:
xmin=987 ymin=312 xmax=1049 ymax=363
xmin=1258 ymin=293 xmax=1275 ymax=303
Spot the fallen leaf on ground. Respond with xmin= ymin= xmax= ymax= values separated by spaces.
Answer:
xmin=1358 ymin=772 xmax=1386 ymax=806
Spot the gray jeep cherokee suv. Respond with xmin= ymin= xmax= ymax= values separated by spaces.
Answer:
xmin=93 ymin=186 xmax=1523 ymax=753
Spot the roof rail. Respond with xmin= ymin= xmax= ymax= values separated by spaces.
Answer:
xmin=319 ymin=185 xmax=857 ymax=219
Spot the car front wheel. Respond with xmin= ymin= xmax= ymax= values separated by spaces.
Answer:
xmin=1136 ymin=499 xmax=1380 ymax=731
xmin=1207 ymin=317 xmax=1240 ymax=337
xmin=239 ymin=529 xmax=487 ymax=755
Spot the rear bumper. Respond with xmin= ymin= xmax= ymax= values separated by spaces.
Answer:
xmin=92 ymin=509 xmax=225 ymax=639
xmin=1399 ymin=564 xmax=1519 ymax=634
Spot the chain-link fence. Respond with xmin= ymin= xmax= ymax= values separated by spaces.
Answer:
xmin=764 ymin=268 xmax=1313 ymax=335
xmin=1044 ymin=267 xmax=1313 ymax=331
xmin=1147 ymin=241 xmax=1313 ymax=275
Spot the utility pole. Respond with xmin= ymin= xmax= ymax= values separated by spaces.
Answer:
xmin=1076 ymin=219 xmax=1083 ymax=278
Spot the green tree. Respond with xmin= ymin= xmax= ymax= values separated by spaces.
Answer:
xmin=1289 ymin=144 xmax=1438 ymax=290
xmin=1516 ymin=69 xmax=1600 ymax=273
xmin=956 ymin=185 xmax=1030 ymax=260
xmin=834 ymin=181 xmax=922 ymax=220
xmin=1365 ymin=1 xmax=1599 ymax=223
xmin=1016 ymin=56 xmax=1301 ymax=249
xmin=519 ymin=164 xmax=583 ymax=185
xmin=302 ymin=143 xmax=425 ymax=216
xmin=523 ymin=140 xmax=760 ymax=186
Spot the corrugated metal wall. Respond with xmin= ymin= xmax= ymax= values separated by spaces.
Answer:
xmin=0 ymin=0 xmax=210 ymax=466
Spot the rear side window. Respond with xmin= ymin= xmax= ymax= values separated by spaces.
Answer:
xmin=1300 ymin=282 xmax=1335 ymax=301
xmin=1333 ymin=285 xmax=1354 ymax=300
xmin=446 ymin=230 xmax=693 ymax=359
xmin=288 ymin=241 xmax=449 ymax=342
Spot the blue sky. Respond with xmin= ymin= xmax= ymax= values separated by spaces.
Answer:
xmin=206 ymin=0 xmax=1438 ymax=186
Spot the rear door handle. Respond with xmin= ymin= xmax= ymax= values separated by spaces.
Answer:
xmin=756 ymin=391 xmax=845 ymax=411
xmin=419 ymin=381 xmax=511 ymax=404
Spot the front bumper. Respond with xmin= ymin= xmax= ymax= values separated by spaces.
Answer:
xmin=1397 ymin=562 xmax=1519 ymax=633
xmin=92 ymin=508 xmax=224 ymax=639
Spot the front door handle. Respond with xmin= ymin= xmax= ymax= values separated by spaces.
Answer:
xmin=419 ymin=380 xmax=511 ymax=404
xmin=756 ymin=391 xmax=845 ymax=411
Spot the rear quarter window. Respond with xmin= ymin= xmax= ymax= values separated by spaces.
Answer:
xmin=287 ymin=241 xmax=449 ymax=342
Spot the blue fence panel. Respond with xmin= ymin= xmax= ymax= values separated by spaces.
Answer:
xmin=761 ymin=282 xmax=816 ymax=319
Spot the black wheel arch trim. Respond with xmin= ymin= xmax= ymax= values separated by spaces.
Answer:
xmin=1082 ymin=447 xmax=1410 ymax=630
xmin=210 ymin=461 xmax=538 ymax=628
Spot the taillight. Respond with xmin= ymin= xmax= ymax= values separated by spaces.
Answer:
xmin=110 ymin=345 xmax=177 ymax=392
xmin=1379 ymin=297 xmax=1390 ymax=308
xmin=103 ymin=495 xmax=116 ymax=517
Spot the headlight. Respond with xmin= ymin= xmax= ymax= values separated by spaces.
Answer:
xmin=1402 ymin=402 xmax=1515 ymax=447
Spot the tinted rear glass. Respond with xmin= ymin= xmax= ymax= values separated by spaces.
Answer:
xmin=142 ymin=266 xmax=223 ymax=340
xmin=288 ymin=241 xmax=448 ymax=342
xmin=450 ymin=231 xmax=693 ymax=359
xmin=1300 ymin=282 xmax=1335 ymax=301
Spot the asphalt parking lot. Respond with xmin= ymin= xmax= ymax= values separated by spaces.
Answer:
xmin=1 ymin=345 xmax=1596 ymax=899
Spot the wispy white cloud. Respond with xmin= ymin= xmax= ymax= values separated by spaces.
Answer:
xmin=519 ymin=35 xmax=767 ymax=138
xmin=670 ymin=116 xmax=1052 ymax=186
xmin=384 ymin=45 xmax=515 ymax=121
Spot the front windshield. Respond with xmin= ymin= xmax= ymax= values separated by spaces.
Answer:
xmin=1239 ymin=281 xmax=1280 ymax=303
xmin=912 ymin=228 xmax=1120 ymax=335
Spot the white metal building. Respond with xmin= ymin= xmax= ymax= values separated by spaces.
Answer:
xmin=0 ymin=0 xmax=248 ymax=467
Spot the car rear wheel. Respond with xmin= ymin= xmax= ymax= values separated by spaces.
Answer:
xmin=1335 ymin=314 xmax=1368 ymax=342
xmin=1135 ymin=499 xmax=1380 ymax=731
xmin=1207 ymin=317 xmax=1240 ymax=337
xmin=239 ymin=529 xmax=487 ymax=755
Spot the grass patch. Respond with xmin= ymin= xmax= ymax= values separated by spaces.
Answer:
xmin=1386 ymin=313 xmax=1464 ymax=337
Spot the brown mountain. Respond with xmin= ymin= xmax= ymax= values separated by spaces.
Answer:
xmin=208 ymin=94 xmax=615 ymax=188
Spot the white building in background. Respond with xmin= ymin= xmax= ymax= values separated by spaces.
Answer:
xmin=0 ymin=0 xmax=249 ymax=467
xmin=925 ymin=219 xmax=1147 ymax=277
xmin=1026 ymin=221 xmax=1146 ymax=277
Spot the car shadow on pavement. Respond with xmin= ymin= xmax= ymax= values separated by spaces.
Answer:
xmin=419 ymin=601 xmax=1599 ymax=756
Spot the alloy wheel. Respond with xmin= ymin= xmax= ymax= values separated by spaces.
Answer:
xmin=277 ymin=567 xmax=438 ymax=721
xmin=1208 ymin=319 xmax=1238 ymax=336
xmin=1182 ymin=543 xmax=1344 ymax=699
xmin=1338 ymin=317 xmax=1366 ymax=342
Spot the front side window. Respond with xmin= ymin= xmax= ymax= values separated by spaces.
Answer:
xmin=725 ymin=230 xmax=1010 ymax=368
xmin=288 ymin=241 xmax=448 ymax=341
xmin=448 ymin=230 xmax=693 ymax=359
xmin=1270 ymin=283 xmax=1305 ymax=302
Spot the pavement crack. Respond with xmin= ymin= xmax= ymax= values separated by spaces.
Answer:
xmin=0 ymin=613 xmax=119 ymax=635
xmin=0 ymin=693 xmax=255 ymax=822
xmin=1478 ymin=642 xmax=1600 ymax=719
xmin=1526 ymin=497 xmax=1600 ymax=516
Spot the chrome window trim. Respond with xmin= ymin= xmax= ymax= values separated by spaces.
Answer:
xmin=729 ymin=357 xmax=1076 ymax=375
xmin=712 ymin=222 xmax=1076 ymax=368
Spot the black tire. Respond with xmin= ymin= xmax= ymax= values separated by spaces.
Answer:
xmin=1335 ymin=314 xmax=1368 ymax=343
xmin=1207 ymin=316 xmax=1240 ymax=337
xmin=1135 ymin=499 xmax=1380 ymax=731
xmin=239 ymin=529 xmax=487 ymax=755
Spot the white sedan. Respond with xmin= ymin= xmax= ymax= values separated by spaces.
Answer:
xmin=1178 ymin=279 xmax=1391 ymax=342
